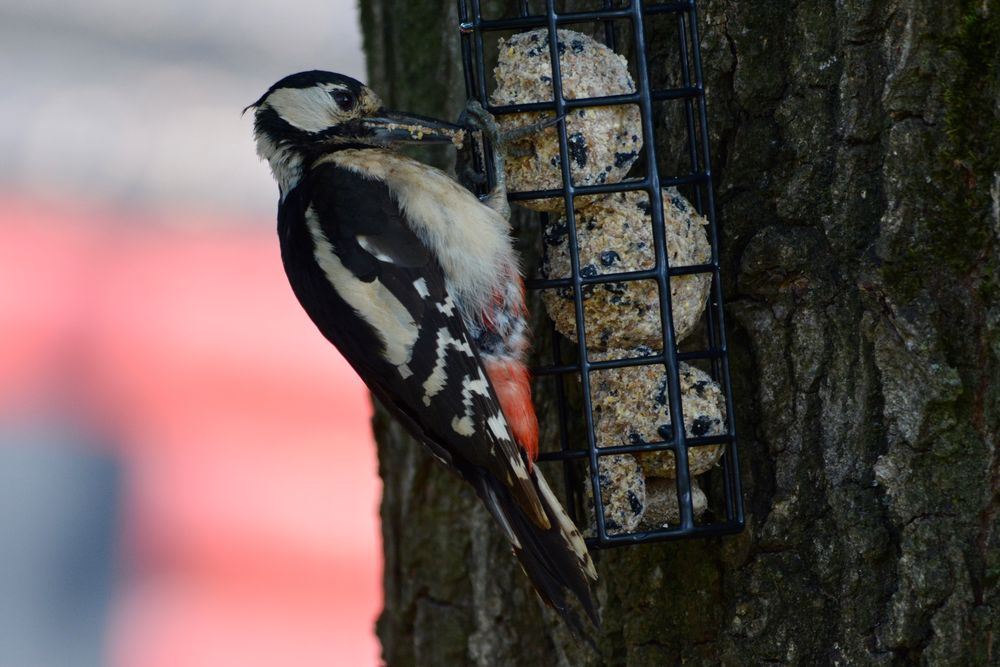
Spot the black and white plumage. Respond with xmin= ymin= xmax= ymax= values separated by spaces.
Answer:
xmin=248 ymin=71 xmax=597 ymax=629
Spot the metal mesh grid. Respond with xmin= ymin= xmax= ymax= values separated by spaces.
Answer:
xmin=457 ymin=0 xmax=743 ymax=547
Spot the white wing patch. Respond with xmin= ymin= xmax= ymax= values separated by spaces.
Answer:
xmin=413 ymin=278 xmax=430 ymax=298
xmin=450 ymin=368 xmax=492 ymax=437
xmin=484 ymin=412 xmax=529 ymax=481
xmin=357 ymin=235 xmax=395 ymax=262
xmin=486 ymin=413 xmax=510 ymax=442
xmin=437 ymin=294 xmax=456 ymax=315
xmin=306 ymin=207 xmax=418 ymax=370
xmin=451 ymin=414 xmax=475 ymax=436
xmin=422 ymin=326 xmax=476 ymax=406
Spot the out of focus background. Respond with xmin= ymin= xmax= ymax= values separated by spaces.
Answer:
xmin=0 ymin=1 xmax=382 ymax=665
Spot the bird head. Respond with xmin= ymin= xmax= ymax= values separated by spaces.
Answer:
xmin=247 ymin=71 xmax=466 ymax=164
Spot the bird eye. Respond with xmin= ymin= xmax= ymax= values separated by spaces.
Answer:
xmin=332 ymin=90 xmax=355 ymax=110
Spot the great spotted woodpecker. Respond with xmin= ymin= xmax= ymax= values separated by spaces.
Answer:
xmin=247 ymin=71 xmax=597 ymax=629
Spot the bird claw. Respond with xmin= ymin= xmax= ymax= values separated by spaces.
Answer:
xmin=460 ymin=99 xmax=502 ymax=145
xmin=501 ymin=112 xmax=563 ymax=158
xmin=497 ymin=111 xmax=564 ymax=145
xmin=458 ymin=99 xmax=566 ymax=219
xmin=458 ymin=100 xmax=509 ymax=219
xmin=462 ymin=99 xmax=562 ymax=150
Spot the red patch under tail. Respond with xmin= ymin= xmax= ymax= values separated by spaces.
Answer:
xmin=484 ymin=358 xmax=539 ymax=466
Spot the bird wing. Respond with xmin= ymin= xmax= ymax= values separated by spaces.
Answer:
xmin=279 ymin=157 xmax=598 ymax=628
xmin=298 ymin=160 xmax=550 ymax=527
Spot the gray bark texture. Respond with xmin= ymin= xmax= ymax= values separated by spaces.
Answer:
xmin=359 ymin=1 xmax=1000 ymax=664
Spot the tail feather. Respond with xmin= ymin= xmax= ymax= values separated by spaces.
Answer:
xmin=474 ymin=462 xmax=600 ymax=631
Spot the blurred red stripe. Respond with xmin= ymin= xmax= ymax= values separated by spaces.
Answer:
xmin=0 ymin=194 xmax=383 ymax=667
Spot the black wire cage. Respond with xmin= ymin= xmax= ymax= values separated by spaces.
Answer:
xmin=457 ymin=0 xmax=743 ymax=547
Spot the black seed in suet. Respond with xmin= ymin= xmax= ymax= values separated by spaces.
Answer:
xmin=567 ymin=132 xmax=588 ymax=168
xmin=691 ymin=415 xmax=713 ymax=437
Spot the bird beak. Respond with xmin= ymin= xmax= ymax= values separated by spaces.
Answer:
xmin=359 ymin=109 xmax=466 ymax=148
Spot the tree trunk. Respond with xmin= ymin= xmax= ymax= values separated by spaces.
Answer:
xmin=360 ymin=1 xmax=1000 ymax=664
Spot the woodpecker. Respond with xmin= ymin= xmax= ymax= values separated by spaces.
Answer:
xmin=247 ymin=71 xmax=598 ymax=629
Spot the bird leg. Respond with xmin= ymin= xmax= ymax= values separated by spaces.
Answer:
xmin=457 ymin=100 xmax=509 ymax=219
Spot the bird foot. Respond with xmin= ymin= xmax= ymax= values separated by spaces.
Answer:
xmin=458 ymin=100 xmax=565 ymax=219
xmin=458 ymin=100 xmax=510 ymax=219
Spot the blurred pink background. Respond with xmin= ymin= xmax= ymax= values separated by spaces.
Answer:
xmin=0 ymin=2 xmax=383 ymax=665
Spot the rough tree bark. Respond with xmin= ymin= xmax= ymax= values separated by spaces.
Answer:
xmin=359 ymin=1 xmax=1000 ymax=664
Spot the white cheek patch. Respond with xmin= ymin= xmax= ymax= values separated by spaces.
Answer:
xmin=266 ymin=85 xmax=349 ymax=133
